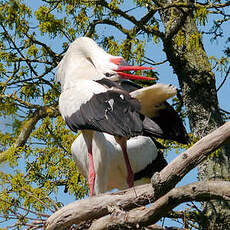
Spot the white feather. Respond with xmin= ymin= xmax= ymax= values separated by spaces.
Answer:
xmin=71 ymin=132 xmax=158 ymax=195
xmin=131 ymin=83 xmax=177 ymax=117
xmin=59 ymin=80 xmax=107 ymax=119
xmin=56 ymin=37 xmax=120 ymax=90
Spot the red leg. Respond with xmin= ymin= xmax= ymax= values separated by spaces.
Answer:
xmin=82 ymin=131 xmax=95 ymax=196
xmin=88 ymin=145 xmax=95 ymax=196
xmin=117 ymin=138 xmax=134 ymax=188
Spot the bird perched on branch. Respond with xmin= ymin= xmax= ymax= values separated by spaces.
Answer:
xmin=72 ymin=131 xmax=168 ymax=195
xmin=56 ymin=37 xmax=188 ymax=196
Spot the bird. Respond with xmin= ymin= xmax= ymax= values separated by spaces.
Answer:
xmin=71 ymin=132 xmax=168 ymax=195
xmin=71 ymin=79 xmax=188 ymax=195
xmin=56 ymin=37 xmax=188 ymax=196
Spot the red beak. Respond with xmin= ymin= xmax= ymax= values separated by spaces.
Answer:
xmin=110 ymin=57 xmax=156 ymax=81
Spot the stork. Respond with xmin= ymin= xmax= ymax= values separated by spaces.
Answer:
xmin=71 ymin=79 xmax=188 ymax=195
xmin=57 ymin=37 xmax=188 ymax=196
xmin=72 ymin=132 xmax=167 ymax=195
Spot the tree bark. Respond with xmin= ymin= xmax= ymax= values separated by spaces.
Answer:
xmin=157 ymin=1 xmax=230 ymax=228
xmin=90 ymin=181 xmax=230 ymax=230
xmin=45 ymin=122 xmax=230 ymax=230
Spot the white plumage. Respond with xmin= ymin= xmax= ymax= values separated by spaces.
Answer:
xmin=59 ymin=80 xmax=107 ymax=119
xmin=72 ymin=132 xmax=164 ymax=195
xmin=56 ymin=37 xmax=122 ymax=89
xmin=57 ymin=37 xmax=188 ymax=196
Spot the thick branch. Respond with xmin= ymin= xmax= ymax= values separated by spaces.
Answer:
xmin=151 ymin=121 xmax=230 ymax=198
xmin=90 ymin=181 xmax=230 ymax=230
xmin=45 ymin=121 xmax=230 ymax=230
xmin=44 ymin=184 xmax=154 ymax=230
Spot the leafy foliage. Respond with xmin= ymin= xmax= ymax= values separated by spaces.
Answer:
xmin=0 ymin=0 xmax=229 ymax=229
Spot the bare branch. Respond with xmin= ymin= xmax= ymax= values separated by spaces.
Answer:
xmin=90 ymin=181 xmax=230 ymax=230
xmin=151 ymin=121 xmax=230 ymax=198
xmin=45 ymin=121 xmax=230 ymax=230
xmin=85 ymin=19 xmax=130 ymax=37
xmin=97 ymin=0 xmax=164 ymax=38
xmin=217 ymin=66 xmax=230 ymax=91
xmin=44 ymin=184 xmax=154 ymax=230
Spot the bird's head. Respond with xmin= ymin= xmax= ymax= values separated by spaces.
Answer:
xmin=56 ymin=37 xmax=156 ymax=88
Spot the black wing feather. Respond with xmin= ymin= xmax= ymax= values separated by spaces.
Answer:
xmin=65 ymin=89 xmax=163 ymax=138
xmin=151 ymin=102 xmax=189 ymax=144
xmin=118 ymin=80 xmax=189 ymax=144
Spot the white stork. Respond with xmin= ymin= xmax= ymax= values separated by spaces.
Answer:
xmin=71 ymin=132 xmax=167 ymax=195
xmin=71 ymin=79 xmax=188 ymax=195
xmin=57 ymin=37 xmax=188 ymax=196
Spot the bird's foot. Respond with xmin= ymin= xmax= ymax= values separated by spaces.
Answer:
xmin=127 ymin=173 xmax=138 ymax=197
xmin=127 ymin=172 xmax=134 ymax=188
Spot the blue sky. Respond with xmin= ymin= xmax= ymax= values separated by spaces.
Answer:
xmin=1 ymin=0 xmax=229 ymax=228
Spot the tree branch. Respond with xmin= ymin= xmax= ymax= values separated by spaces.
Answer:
xmin=217 ymin=65 xmax=230 ymax=92
xmin=0 ymin=105 xmax=59 ymax=163
xmin=90 ymin=181 xmax=230 ymax=230
xmin=45 ymin=121 xmax=230 ymax=230
xmin=85 ymin=19 xmax=130 ymax=37
xmin=151 ymin=121 xmax=230 ymax=199
xmin=97 ymin=0 xmax=164 ymax=38
xmin=0 ymin=93 xmax=40 ymax=109
xmin=45 ymin=184 xmax=154 ymax=230
xmin=151 ymin=1 xmax=230 ymax=11
xmin=0 ymin=22 xmax=38 ymax=77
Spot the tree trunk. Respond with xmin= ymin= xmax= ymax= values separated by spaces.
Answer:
xmin=157 ymin=1 xmax=230 ymax=228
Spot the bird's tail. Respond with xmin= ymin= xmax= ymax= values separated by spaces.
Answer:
xmin=142 ymin=116 xmax=165 ymax=139
xmin=143 ymin=115 xmax=189 ymax=144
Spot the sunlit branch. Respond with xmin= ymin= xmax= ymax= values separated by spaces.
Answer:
xmin=45 ymin=122 xmax=230 ymax=229
xmin=90 ymin=181 xmax=230 ymax=230
xmin=0 ymin=105 xmax=59 ymax=163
